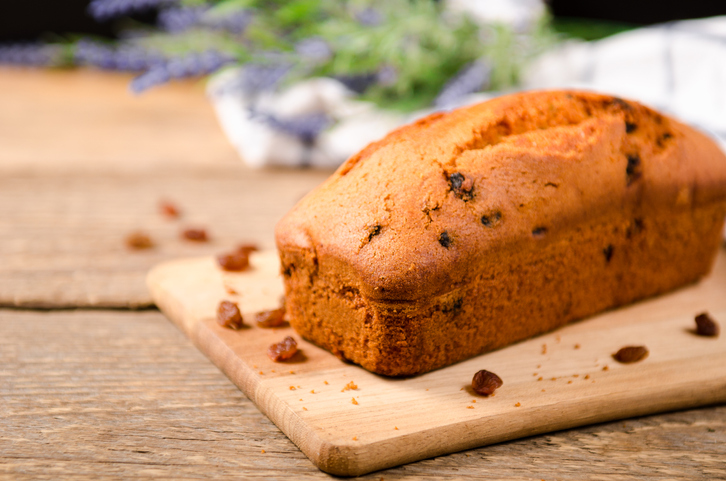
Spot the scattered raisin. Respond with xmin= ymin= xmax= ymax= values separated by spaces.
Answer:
xmin=603 ymin=244 xmax=614 ymax=263
xmin=471 ymin=370 xmax=503 ymax=396
xmin=237 ymin=243 xmax=259 ymax=255
xmin=481 ymin=211 xmax=502 ymax=227
xmin=125 ymin=231 xmax=154 ymax=250
xmin=438 ymin=231 xmax=452 ymax=248
xmin=268 ymin=336 xmax=298 ymax=362
xmin=448 ymin=172 xmax=474 ymax=201
xmin=182 ymin=228 xmax=208 ymax=242
xmin=532 ymin=227 xmax=547 ymax=238
xmin=217 ymin=300 xmax=244 ymax=329
xmin=217 ymin=251 xmax=250 ymax=272
xmin=612 ymin=346 xmax=649 ymax=363
xmin=159 ymin=200 xmax=181 ymax=219
xmin=695 ymin=312 xmax=720 ymax=337
xmin=255 ymin=308 xmax=287 ymax=328
xmin=625 ymin=122 xmax=637 ymax=133
xmin=626 ymin=155 xmax=642 ymax=185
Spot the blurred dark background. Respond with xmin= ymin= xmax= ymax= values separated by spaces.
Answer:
xmin=2 ymin=0 xmax=726 ymax=42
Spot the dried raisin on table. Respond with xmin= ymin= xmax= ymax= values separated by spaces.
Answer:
xmin=612 ymin=346 xmax=648 ymax=363
xmin=159 ymin=200 xmax=181 ymax=219
xmin=472 ymin=370 xmax=503 ymax=396
xmin=217 ymin=251 xmax=250 ymax=272
xmin=217 ymin=300 xmax=244 ymax=329
xmin=255 ymin=308 xmax=286 ymax=328
xmin=125 ymin=231 xmax=154 ymax=250
xmin=695 ymin=312 xmax=720 ymax=337
xmin=182 ymin=228 xmax=208 ymax=242
xmin=268 ymin=336 xmax=298 ymax=362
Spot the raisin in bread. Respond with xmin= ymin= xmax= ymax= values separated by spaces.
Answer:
xmin=275 ymin=90 xmax=726 ymax=376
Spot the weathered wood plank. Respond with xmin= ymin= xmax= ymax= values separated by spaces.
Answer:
xmin=1 ymin=309 xmax=724 ymax=480
xmin=0 ymin=67 xmax=236 ymax=173
xmin=0 ymin=166 xmax=329 ymax=308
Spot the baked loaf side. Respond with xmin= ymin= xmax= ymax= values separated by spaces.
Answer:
xmin=275 ymin=90 xmax=726 ymax=376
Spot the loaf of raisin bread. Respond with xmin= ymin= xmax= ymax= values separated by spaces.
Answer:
xmin=275 ymin=90 xmax=726 ymax=376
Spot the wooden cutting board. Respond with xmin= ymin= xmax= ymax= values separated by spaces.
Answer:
xmin=147 ymin=249 xmax=726 ymax=476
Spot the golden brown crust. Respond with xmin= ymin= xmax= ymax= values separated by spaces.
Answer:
xmin=275 ymin=90 xmax=726 ymax=376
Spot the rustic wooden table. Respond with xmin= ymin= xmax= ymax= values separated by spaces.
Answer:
xmin=1 ymin=67 xmax=724 ymax=480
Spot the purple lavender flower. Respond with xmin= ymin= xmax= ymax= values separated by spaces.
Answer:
xmin=0 ymin=43 xmax=64 ymax=66
xmin=157 ymin=6 xmax=208 ymax=33
xmin=294 ymin=37 xmax=331 ymax=63
xmin=74 ymin=39 xmax=163 ymax=71
xmin=334 ymin=72 xmax=378 ymax=94
xmin=355 ymin=8 xmax=383 ymax=27
xmin=251 ymin=110 xmax=331 ymax=144
xmin=203 ymin=10 xmax=252 ymax=34
xmin=434 ymin=60 xmax=491 ymax=108
xmin=88 ymin=0 xmax=179 ymax=21
xmin=130 ymin=50 xmax=234 ymax=93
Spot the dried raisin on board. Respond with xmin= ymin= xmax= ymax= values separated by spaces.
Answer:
xmin=182 ymin=228 xmax=209 ymax=242
xmin=125 ymin=231 xmax=154 ymax=250
xmin=612 ymin=346 xmax=648 ymax=363
xmin=217 ymin=300 xmax=244 ymax=329
xmin=217 ymin=251 xmax=250 ymax=272
xmin=255 ymin=308 xmax=286 ymax=328
xmin=268 ymin=336 xmax=298 ymax=362
xmin=472 ymin=370 xmax=503 ymax=396
xmin=695 ymin=312 xmax=720 ymax=337
xmin=237 ymin=243 xmax=259 ymax=255
xmin=159 ymin=200 xmax=181 ymax=219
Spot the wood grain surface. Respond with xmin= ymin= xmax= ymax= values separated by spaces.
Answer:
xmin=0 ymin=166 xmax=328 ymax=308
xmin=148 ymin=249 xmax=726 ymax=476
xmin=3 ymin=309 xmax=725 ymax=480
xmin=3 ymin=68 xmax=725 ymax=480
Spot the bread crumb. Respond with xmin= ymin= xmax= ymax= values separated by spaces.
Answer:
xmin=533 ymin=372 xmax=538 ymax=376
xmin=514 ymin=402 xmax=521 ymax=407
xmin=259 ymin=371 xmax=264 ymax=375
xmin=253 ymin=364 xmax=257 ymax=368
xmin=271 ymin=370 xmax=276 ymax=373
xmin=574 ymin=344 xmax=581 ymax=349
xmin=289 ymin=370 xmax=295 ymax=374
xmin=324 ymin=380 xmax=329 ymax=385
xmin=342 ymin=381 xmax=358 ymax=392
xmin=261 ymin=449 xmax=265 ymax=454
xmin=551 ymin=377 xmax=557 ymax=381
xmin=541 ymin=389 xmax=546 ymax=392
xmin=537 ymin=377 xmax=543 ymax=381
xmin=303 ymin=407 xmax=307 ymax=411
xmin=310 ymin=389 xmax=315 ymax=394
xmin=573 ymin=374 xmax=579 ymax=378
xmin=466 ymin=406 xmax=474 ymax=409
xmin=394 ymin=426 xmax=398 ymax=430
xmin=299 ymin=398 xmax=303 ymax=401
xmin=584 ymin=374 xmax=590 ymax=380
xmin=567 ymin=380 xmax=573 ymax=384
xmin=472 ymin=399 xmax=476 ymax=403
xmin=426 ymin=388 xmax=429 ymax=391
xmin=556 ymin=335 xmax=561 ymax=343
xmin=352 ymin=436 xmax=358 ymax=441
xmin=602 ymin=365 xmax=609 ymax=371
xmin=289 ymin=386 xmax=296 ymax=390
xmin=537 ymin=364 xmax=541 ymax=369
xmin=541 ymin=344 xmax=547 ymax=354
xmin=351 ymin=397 xmax=359 ymax=405
xmin=460 ymin=387 xmax=465 ymax=391
xmin=297 ymin=385 xmax=301 ymax=388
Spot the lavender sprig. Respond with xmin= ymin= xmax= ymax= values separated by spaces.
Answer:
xmin=250 ymin=110 xmax=331 ymax=144
xmin=130 ymin=49 xmax=234 ymax=93
xmin=88 ymin=0 xmax=178 ymax=21
xmin=434 ymin=60 xmax=491 ymax=109
xmin=74 ymin=39 xmax=164 ymax=71
xmin=157 ymin=6 xmax=209 ymax=33
xmin=0 ymin=43 xmax=65 ymax=66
